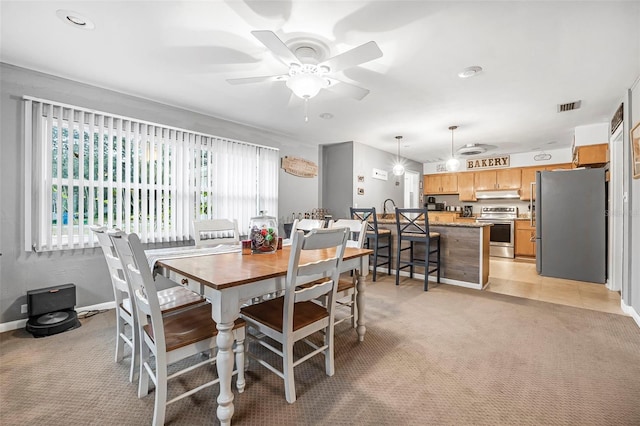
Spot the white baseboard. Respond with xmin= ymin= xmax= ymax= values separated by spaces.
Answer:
xmin=621 ymin=300 xmax=640 ymax=328
xmin=374 ymin=267 xmax=483 ymax=290
xmin=0 ymin=301 xmax=116 ymax=334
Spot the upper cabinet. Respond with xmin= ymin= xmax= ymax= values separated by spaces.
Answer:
xmin=520 ymin=163 xmax=573 ymax=200
xmin=474 ymin=169 xmax=521 ymax=190
xmin=573 ymin=143 xmax=609 ymax=167
xmin=424 ymin=173 xmax=458 ymax=194
xmin=457 ymin=172 xmax=476 ymax=201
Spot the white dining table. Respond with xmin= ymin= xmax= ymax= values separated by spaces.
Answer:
xmin=145 ymin=244 xmax=371 ymax=426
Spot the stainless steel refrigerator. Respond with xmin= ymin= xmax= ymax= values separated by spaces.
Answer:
xmin=535 ymin=168 xmax=606 ymax=283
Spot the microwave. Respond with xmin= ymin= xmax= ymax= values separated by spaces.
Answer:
xmin=426 ymin=202 xmax=445 ymax=211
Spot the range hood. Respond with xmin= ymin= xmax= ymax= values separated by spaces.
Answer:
xmin=475 ymin=189 xmax=521 ymax=199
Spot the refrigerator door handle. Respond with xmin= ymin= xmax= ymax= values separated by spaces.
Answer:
xmin=530 ymin=181 xmax=535 ymax=227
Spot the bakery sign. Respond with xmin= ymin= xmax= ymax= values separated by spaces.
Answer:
xmin=466 ymin=155 xmax=510 ymax=170
xmin=281 ymin=156 xmax=318 ymax=178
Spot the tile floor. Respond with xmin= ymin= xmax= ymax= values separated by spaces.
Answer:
xmin=485 ymin=257 xmax=624 ymax=315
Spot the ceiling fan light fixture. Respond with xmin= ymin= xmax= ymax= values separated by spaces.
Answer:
xmin=286 ymin=63 xmax=328 ymax=99
xmin=393 ymin=135 xmax=405 ymax=176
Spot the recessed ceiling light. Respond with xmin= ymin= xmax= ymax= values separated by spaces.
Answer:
xmin=319 ymin=113 xmax=333 ymax=119
xmin=458 ymin=66 xmax=483 ymax=78
xmin=56 ymin=9 xmax=95 ymax=30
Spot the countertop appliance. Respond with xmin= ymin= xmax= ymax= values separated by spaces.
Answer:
xmin=462 ymin=206 xmax=473 ymax=217
xmin=476 ymin=206 xmax=518 ymax=258
xmin=425 ymin=202 xmax=445 ymax=211
xmin=535 ymin=168 xmax=606 ymax=283
xmin=426 ymin=196 xmax=436 ymax=204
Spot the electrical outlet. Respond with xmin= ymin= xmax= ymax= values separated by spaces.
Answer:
xmin=21 ymin=304 xmax=28 ymax=314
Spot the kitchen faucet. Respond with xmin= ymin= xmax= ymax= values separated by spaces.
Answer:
xmin=383 ymin=198 xmax=397 ymax=216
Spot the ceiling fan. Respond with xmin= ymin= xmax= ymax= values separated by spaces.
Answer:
xmin=227 ymin=30 xmax=383 ymax=102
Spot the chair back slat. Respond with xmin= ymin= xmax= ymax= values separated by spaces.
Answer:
xmin=396 ymin=208 xmax=429 ymax=235
xmin=290 ymin=218 xmax=324 ymax=234
xmin=294 ymin=279 xmax=334 ymax=303
xmin=193 ymin=219 xmax=240 ymax=247
xmin=90 ymin=225 xmax=130 ymax=305
xmin=350 ymin=207 xmax=379 ymax=233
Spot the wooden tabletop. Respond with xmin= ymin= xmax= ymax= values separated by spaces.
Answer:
xmin=157 ymin=246 xmax=372 ymax=290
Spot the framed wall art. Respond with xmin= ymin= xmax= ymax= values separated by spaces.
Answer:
xmin=632 ymin=121 xmax=640 ymax=179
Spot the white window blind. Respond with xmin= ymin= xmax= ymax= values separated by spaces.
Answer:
xmin=24 ymin=96 xmax=279 ymax=252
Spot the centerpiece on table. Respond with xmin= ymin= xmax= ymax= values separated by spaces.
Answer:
xmin=248 ymin=211 xmax=278 ymax=254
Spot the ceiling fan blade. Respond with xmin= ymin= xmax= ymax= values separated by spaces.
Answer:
xmin=226 ymin=75 xmax=287 ymax=85
xmin=251 ymin=30 xmax=300 ymax=67
xmin=326 ymin=78 xmax=370 ymax=100
xmin=319 ymin=41 xmax=382 ymax=73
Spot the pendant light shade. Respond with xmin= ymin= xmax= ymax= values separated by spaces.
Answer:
xmin=446 ymin=125 xmax=460 ymax=172
xmin=393 ymin=135 xmax=405 ymax=176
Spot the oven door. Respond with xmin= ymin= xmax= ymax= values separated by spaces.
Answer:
xmin=476 ymin=219 xmax=515 ymax=258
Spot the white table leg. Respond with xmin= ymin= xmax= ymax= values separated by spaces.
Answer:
xmin=355 ymin=270 xmax=367 ymax=342
xmin=216 ymin=321 xmax=235 ymax=426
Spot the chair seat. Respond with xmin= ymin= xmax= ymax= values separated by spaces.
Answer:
xmin=241 ymin=297 xmax=328 ymax=333
xmin=144 ymin=303 xmax=244 ymax=352
xmin=400 ymin=231 xmax=440 ymax=239
xmin=366 ymin=229 xmax=391 ymax=236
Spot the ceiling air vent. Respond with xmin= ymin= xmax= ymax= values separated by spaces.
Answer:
xmin=457 ymin=144 xmax=488 ymax=156
xmin=557 ymin=100 xmax=581 ymax=112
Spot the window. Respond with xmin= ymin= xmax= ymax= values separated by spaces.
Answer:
xmin=24 ymin=97 xmax=279 ymax=251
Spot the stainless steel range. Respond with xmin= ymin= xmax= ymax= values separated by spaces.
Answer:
xmin=476 ymin=206 xmax=518 ymax=258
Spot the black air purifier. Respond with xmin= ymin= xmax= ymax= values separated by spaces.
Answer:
xmin=25 ymin=283 xmax=81 ymax=337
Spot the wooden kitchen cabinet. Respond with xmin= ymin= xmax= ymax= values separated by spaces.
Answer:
xmin=457 ymin=172 xmax=476 ymax=201
xmin=520 ymin=166 xmax=544 ymax=201
xmin=573 ymin=143 xmax=608 ymax=167
xmin=515 ymin=220 xmax=536 ymax=257
xmin=428 ymin=212 xmax=459 ymax=223
xmin=474 ymin=168 xmax=521 ymax=190
xmin=424 ymin=173 xmax=458 ymax=194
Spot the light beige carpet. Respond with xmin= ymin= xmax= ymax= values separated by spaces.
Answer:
xmin=2 ymin=276 xmax=640 ymax=425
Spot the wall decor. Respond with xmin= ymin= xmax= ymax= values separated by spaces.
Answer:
xmin=466 ymin=155 xmax=510 ymax=170
xmin=281 ymin=156 xmax=318 ymax=178
xmin=372 ymin=168 xmax=388 ymax=180
xmin=632 ymin=121 xmax=640 ymax=179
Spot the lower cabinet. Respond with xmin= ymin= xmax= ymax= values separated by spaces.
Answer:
xmin=514 ymin=220 xmax=536 ymax=257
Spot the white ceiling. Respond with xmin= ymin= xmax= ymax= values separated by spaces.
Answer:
xmin=2 ymin=1 xmax=639 ymax=163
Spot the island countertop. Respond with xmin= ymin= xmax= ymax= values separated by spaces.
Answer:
xmin=376 ymin=218 xmax=491 ymax=228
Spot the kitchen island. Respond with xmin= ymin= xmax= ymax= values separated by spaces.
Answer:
xmin=376 ymin=217 xmax=491 ymax=289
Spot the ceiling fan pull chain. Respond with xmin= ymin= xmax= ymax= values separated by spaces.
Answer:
xmin=304 ymin=98 xmax=309 ymax=122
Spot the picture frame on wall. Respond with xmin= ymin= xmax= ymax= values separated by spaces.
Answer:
xmin=632 ymin=121 xmax=640 ymax=179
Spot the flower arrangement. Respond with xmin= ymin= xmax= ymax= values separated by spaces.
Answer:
xmin=249 ymin=225 xmax=278 ymax=253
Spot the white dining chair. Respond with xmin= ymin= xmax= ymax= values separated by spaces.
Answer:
xmin=327 ymin=218 xmax=367 ymax=328
xmin=193 ymin=219 xmax=240 ymax=247
xmin=91 ymin=226 xmax=205 ymax=383
xmin=240 ymin=227 xmax=348 ymax=403
xmin=290 ymin=218 xmax=324 ymax=234
xmin=110 ymin=230 xmax=246 ymax=426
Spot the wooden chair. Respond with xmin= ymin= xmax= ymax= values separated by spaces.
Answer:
xmin=395 ymin=207 xmax=441 ymax=291
xmin=327 ymin=219 xmax=367 ymax=328
xmin=91 ymin=226 xmax=205 ymax=383
xmin=350 ymin=207 xmax=391 ymax=281
xmin=290 ymin=218 xmax=325 ymax=234
xmin=110 ymin=231 xmax=246 ymax=426
xmin=240 ymin=227 xmax=349 ymax=403
xmin=193 ymin=219 xmax=240 ymax=247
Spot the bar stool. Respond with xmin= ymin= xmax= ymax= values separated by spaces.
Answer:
xmin=395 ymin=207 xmax=441 ymax=291
xmin=350 ymin=207 xmax=391 ymax=281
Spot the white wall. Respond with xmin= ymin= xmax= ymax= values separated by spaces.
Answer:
xmin=629 ymin=76 xmax=640 ymax=315
xmin=0 ymin=63 xmax=319 ymax=323
xmin=423 ymin=147 xmax=573 ymax=174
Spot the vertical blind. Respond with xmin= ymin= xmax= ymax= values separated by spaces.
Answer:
xmin=24 ymin=96 xmax=279 ymax=252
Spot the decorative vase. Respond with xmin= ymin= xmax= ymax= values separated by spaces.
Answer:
xmin=248 ymin=212 xmax=278 ymax=254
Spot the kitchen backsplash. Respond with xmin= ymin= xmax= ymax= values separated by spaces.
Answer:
xmin=434 ymin=194 xmax=532 ymax=216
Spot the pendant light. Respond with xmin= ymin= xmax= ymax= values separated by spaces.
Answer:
xmin=446 ymin=125 xmax=461 ymax=172
xmin=392 ymin=135 xmax=405 ymax=176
